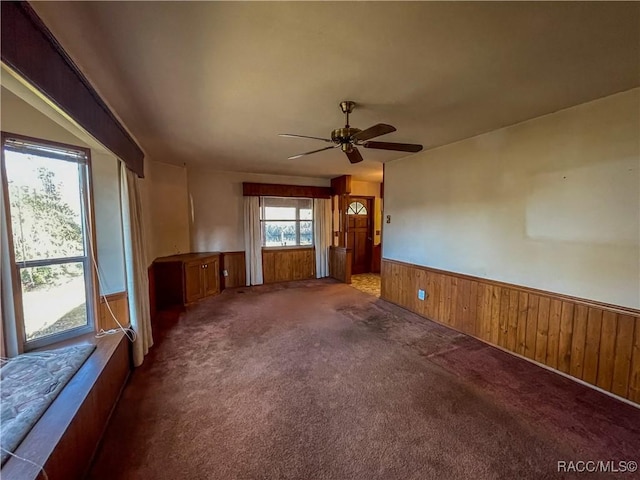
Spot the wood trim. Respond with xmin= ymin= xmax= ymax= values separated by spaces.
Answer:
xmin=261 ymin=246 xmax=315 ymax=253
xmin=380 ymin=258 xmax=640 ymax=404
xmin=242 ymin=182 xmax=332 ymax=198
xmin=100 ymin=291 xmax=127 ymax=304
xmin=1 ymin=1 xmax=144 ymax=177
xmin=329 ymin=246 xmax=352 ymax=284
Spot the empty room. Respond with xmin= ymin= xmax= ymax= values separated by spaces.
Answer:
xmin=1 ymin=1 xmax=639 ymax=479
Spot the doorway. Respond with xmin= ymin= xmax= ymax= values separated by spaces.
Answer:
xmin=346 ymin=197 xmax=373 ymax=274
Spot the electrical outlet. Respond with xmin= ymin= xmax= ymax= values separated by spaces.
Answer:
xmin=417 ymin=289 xmax=425 ymax=301
xmin=223 ymin=269 xmax=229 ymax=277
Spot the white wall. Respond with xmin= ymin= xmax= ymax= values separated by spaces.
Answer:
xmin=188 ymin=168 xmax=330 ymax=252
xmin=140 ymin=160 xmax=190 ymax=264
xmin=383 ymin=88 xmax=640 ymax=309
xmin=1 ymin=87 xmax=126 ymax=295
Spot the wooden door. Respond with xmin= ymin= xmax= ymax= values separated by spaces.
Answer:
xmin=184 ymin=261 xmax=204 ymax=303
xmin=203 ymin=257 xmax=220 ymax=296
xmin=346 ymin=198 xmax=372 ymax=275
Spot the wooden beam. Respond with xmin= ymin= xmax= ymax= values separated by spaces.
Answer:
xmin=242 ymin=182 xmax=332 ymax=198
xmin=1 ymin=1 xmax=145 ymax=177
xmin=330 ymin=175 xmax=351 ymax=195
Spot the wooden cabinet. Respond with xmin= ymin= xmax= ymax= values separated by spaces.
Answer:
xmin=153 ymin=253 xmax=221 ymax=310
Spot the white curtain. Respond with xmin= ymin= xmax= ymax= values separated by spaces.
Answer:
xmin=120 ymin=162 xmax=153 ymax=367
xmin=1 ymin=171 xmax=19 ymax=358
xmin=313 ymin=198 xmax=332 ymax=278
xmin=243 ymin=196 xmax=263 ymax=286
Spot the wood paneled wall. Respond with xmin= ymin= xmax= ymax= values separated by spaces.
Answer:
xmin=329 ymin=246 xmax=352 ymax=284
xmin=381 ymin=259 xmax=640 ymax=404
xmin=222 ymin=251 xmax=246 ymax=288
xmin=262 ymin=247 xmax=315 ymax=284
xmin=98 ymin=292 xmax=129 ymax=330
xmin=371 ymin=244 xmax=382 ymax=273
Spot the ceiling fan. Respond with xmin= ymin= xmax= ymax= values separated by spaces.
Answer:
xmin=279 ymin=101 xmax=423 ymax=164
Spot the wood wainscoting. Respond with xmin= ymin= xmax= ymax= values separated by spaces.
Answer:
xmin=222 ymin=251 xmax=246 ymax=288
xmin=99 ymin=292 xmax=129 ymax=331
xmin=262 ymin=247 xmax=315 ymax=283
xmin=381 ymin=259 xmax=640 ymax=405
xmin=329 ymin=246 xmax=352 ymax=284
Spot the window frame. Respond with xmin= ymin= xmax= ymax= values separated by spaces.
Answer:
xmin=260 ymin=196 xmax=314 ymax=248
xmin=1 ymin=132 xmax=98 ymax=351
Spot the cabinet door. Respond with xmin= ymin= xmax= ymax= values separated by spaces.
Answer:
xmin=184 ymin=262 xmax=204 ymax=303
xmin=203 ymin=258 xmax=220 ymax=296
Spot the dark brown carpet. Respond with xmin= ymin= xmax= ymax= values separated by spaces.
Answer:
xmin=88 ymin=279 xmax=640 ymax=480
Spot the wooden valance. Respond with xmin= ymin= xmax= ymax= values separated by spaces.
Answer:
xmin=242 ymin=182 xmax=332 ymax=198
xmin=1 ymin=1 xmax=145 ymax=177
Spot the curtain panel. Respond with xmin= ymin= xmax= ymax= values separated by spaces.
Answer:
xmin=120 ymin=162 xmax=153 ymax=367
xmin=243 ymin=196 xmax=263 ymax=286
xmin=313 ymin=198 xmax=332 ymax=278
xmin=1 ymin=168 xmax=19 ymax=357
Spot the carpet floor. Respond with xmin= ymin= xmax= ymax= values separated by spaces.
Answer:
xmin=89 ymin=279 xmax=640 ymax=480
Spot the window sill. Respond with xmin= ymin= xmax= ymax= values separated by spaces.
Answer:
xmin=262 ymin=245 xmax=315 ymax=251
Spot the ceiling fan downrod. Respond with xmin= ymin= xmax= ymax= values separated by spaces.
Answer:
xmin=339 ymin=100 xmax=355 ymax=128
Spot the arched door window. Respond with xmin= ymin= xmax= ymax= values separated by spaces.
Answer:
xmin=347 ymin=201 xmax=367 ymax=215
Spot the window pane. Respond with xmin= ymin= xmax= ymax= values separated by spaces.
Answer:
xmin=20 ymin=261 xmax=88 ymax=341
xmin=264 ymin=206 xmax=296 ymax=220
xmin=264 ymin=221 xmax=298 ymax=246
xmin=300 ymin=208 xmax=312 ymax=220
xmin=347 ymin=201 xmax=367 ymax=215
xmin=300 ymin=221 xmax=313 ymax=245
xmin=5 ymin=151 xmax=84 ymax=261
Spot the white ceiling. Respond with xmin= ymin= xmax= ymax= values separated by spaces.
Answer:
xmin=30 ymin=1 xmax=640 ymax=182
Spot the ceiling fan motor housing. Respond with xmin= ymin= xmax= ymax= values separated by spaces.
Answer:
xmin=331 ymin=127 xmax=361 ymax=145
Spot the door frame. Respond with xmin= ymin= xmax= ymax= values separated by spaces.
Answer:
xmin=345 ymin=195 xmax=375 ymax=275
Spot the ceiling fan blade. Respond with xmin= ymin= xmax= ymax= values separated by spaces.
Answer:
xmin=350 ymin=123 xmax=396 ymax=142
xmin=279 ymin=133 xmax=333 ymax=143
xmin=362 ymin=141 xmax=423 ymax=153
xmin=288 ymin=145 xmax=337 ymax=160
xmin=345 ymin=147 xmax=364 ymax=164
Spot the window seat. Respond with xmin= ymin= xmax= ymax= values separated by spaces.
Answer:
xmin=0 ymin=344 xmax=96 ymax=465
xmin=0 ymin=332 xmax=130 ymax=480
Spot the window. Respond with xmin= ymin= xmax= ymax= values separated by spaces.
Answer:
xmin=347 ymin=201 xmax=367 ymax=215
xmin=2 ymin=134 xmax=95 ymax=349
xmin=260 ymin=197 xmax=313 ymax=247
